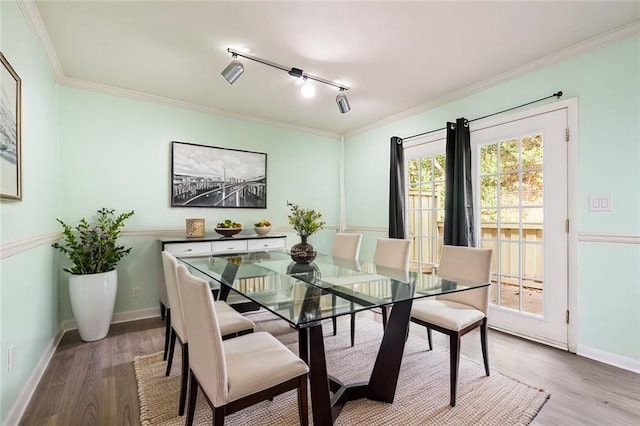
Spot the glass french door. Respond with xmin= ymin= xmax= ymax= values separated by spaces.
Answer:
xmin=405 ymin=107 xmax=569 ymax=349
xmin=473 ymin=108 xmax=568 ymax=348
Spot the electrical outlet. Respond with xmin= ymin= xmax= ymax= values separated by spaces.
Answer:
xmin=131 ymin=287 xmax=140 ymax=298
xmin=8 ymin=345 xmax=15 ymax=372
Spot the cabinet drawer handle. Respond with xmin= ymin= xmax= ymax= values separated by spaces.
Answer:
xmin=186 ymin=248 xmax=193 ymax=252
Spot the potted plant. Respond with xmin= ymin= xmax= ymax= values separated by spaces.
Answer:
xmin=52 ymin=208 xmax=134 ymax=341
xmin=287 ymin=201 xmax=325 ymax=263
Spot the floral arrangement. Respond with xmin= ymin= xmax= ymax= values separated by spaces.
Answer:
xmin=286 ymin=201 xmax=325 ymax=236
xmin=52 ymin=208 xmax=135 ymax=275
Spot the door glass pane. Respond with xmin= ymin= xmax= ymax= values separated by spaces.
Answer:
xmin=434 ymin=154 xmax=446 ymax=180
xmin=522 ymin=242 xmax=543 ymax=315
xmin=480 ymin=176 xmax=497 ymax=207
xmin=499 ymin=241 xmax=521 ymax=310
xmin=522 ymin=134 xmax=543 ymax=170
xmin=522 ymin=171 xmax=543 ymax=205
xmin=500 ymin=139 xmax=519 ymax=172
xmin=480 ymin=143 xmax=498 ymax=174
xmin=499 ymin=174 xmax=520 ymax=206
xmin=407 ymin=150 xmax=446 ymax=270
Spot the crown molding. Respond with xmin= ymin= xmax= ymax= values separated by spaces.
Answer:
xmin=345 ymin=21 xmax=640 ymax=138
xmin=60 ymin=77 xmax=342 ymax=139
xmin=17 ymin=0 xmax=65 ymax=82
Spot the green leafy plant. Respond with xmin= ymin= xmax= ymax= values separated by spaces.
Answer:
xmin=287 ymin=201 xmax=325 ymax=236
xmin=52 ymin=208 xmax=135 ymax=274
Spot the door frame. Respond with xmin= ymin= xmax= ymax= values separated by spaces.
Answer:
xmin=466 ymin=97 xmax=578 ymax=352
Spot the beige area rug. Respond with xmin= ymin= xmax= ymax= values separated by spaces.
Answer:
xmin=135 ymin=313 xmax=549 ymax=425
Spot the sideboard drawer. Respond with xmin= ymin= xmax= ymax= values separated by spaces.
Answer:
xmin=164 ymin=242 xmax=212 ymax=257
xmin=212 ymin=239 xmax=248 ymax=254
xmin=247 ymin=238 xmax=286 ymax=251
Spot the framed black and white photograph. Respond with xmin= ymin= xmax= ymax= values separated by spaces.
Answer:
xmin=0 ymin=52 xmax=22 ymax=200
xmin=171 ymin=141 xmax=267 ymax=208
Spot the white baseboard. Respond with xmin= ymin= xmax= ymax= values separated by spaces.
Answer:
xmin=3 ymin=329 xmax=64 ymax=426
xmin=576 ymin=344 xmax=640 ymax=374
xmin=6 ymin=307 xmax=161 ymax=426
xmin=60 ymin=307 xmax=161 ymax=332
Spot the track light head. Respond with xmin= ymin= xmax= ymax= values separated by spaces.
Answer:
xmin=221 ymin=57 xmax=244 ymax=85
xmin=336 ymin=90 xmax=350 ymax=113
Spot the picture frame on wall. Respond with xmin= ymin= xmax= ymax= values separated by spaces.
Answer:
xmin=0 ymin=52 xmax=22 ymax=200
xmin=171 ymin=141 xmax=267 ymax=208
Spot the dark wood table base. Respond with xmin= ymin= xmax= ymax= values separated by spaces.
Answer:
xmin=299 ymin=299 xmax=414 ymax=424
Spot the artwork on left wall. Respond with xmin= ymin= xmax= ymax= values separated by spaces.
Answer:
xmin=0 ymin=52 xmax=22 ymax=200
xmin=171 ymin=141 xmax=267 ymax=208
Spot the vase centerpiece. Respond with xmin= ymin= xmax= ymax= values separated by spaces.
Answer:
xmin=287 ymin=201 xmax=325 ymax=264
xmin=52 ymin=208 xmax=134 ymax=341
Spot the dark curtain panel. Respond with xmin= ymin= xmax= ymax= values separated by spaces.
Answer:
xmin=444 ymin=118 xmax=475 ymax=246
xmin=389 ymin=136 xmax=406 ymax=239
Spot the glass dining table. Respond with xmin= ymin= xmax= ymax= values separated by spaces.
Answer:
xmin=178 ymin=250 xmax=490 ymax=425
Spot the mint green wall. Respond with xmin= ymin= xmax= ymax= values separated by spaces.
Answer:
xmin=345 ymin=37 xmax=640 ymax=361
xmin=1 ymin=1 xmax=60 ymax=422
xmin=57 ymin=87 xmax=341 ymax=320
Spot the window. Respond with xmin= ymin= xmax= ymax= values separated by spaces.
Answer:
xmin=405 ymin=138 xmax=446 ymax=273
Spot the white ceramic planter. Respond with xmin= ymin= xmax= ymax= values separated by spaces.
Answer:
xmin=69 ymin=269 xmax=118 ymax=341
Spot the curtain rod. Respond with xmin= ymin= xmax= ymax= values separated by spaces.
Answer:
xmin=400 ymin=91 xmax=563 ymax=142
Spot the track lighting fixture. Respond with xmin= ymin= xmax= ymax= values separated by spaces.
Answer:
xmin=336 ymin=89 xmax=351 ymax=114
xmin=221 ymin=53 xmax=244 ymax=85
xmin=221 ymin=48 xmax=350 ymax=113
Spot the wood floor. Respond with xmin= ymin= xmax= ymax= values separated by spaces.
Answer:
xmin=19 ymin=313 xmax=640 ymax=425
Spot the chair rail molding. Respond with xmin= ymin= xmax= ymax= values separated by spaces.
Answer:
xmin=577 ymin=232 xmax=640 ymax=244
xmin=0 ymin=232 xmax=61 ymax=259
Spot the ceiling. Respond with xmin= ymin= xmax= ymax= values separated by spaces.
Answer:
xmin=32 ymin=1 xmax=639 ymax=136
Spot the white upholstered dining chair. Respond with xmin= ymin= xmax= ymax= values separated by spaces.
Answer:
xmin=410 ymin=245 xmax=493 ymax=407
xmin=161 ymin=251 xmax=255 ymax=416
xmin=331 ymin=232 xmax=363 ymax=260
xmin=341 ymin=237 xmax=410 ymax=347
xmin=330 ymin=233 xmax=363 ymax=340
xmin=177 ymin=264 xmax=309 ymax=426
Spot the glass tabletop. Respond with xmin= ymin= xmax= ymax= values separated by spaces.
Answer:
xmin=178 ymin=251 xmax=489 ymax=328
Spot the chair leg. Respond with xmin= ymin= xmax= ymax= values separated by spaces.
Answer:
xmin=426 ymin=327 xmax=433 ymax=351
xmin=332 ymin=294 xmax=337 ymax=336
xmin=213 ymin=405 xmax=225 ymax=426
xmin=166 ymin=327 xmax=177 ymax=376
xmin=350 ymin=312 xmax=356 ymax=347
xmin=297 ymin=374 xmax=309 ymax=426
xmin=160 ymin=301 xmax=166 ymax=320
xmin=449 ymin=332 xmax=461 ymax=407
xmin=185 ymin=370 xmax=198 ymax=426
xmin=480 ymin=317 xmax=490 ymax=376
xmin=179 ymin=342 xmax=189 ymax=416
xmin=163 ymin=308 xmax=171 ymax=360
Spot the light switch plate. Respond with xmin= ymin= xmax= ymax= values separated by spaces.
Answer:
xmin=589 ymin=194 xmax=613 ymax=211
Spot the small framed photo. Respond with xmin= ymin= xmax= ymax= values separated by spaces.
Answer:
xmin=0 ymin=52 xmax=22 ymax=200
xmin=171 ymin=141 xmax=267 ymax=208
